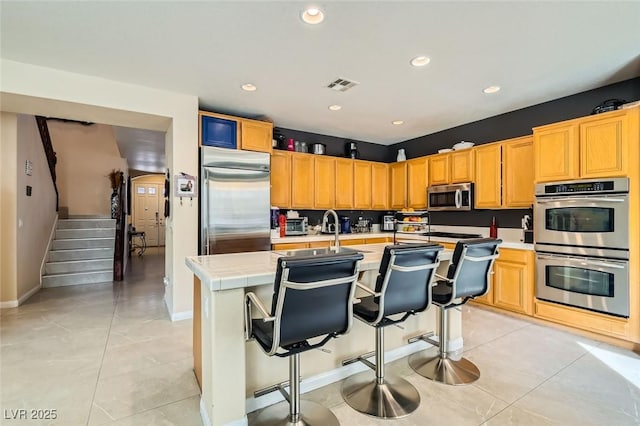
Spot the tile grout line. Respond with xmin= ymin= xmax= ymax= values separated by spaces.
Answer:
xmin=85 ymin=280 xmax=123 ymax=426
xmin=474 ymin=350 xmax=590 ymax=425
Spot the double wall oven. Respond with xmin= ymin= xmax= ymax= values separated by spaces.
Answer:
xmin=534 ymin=178 xmax=629 ymax=318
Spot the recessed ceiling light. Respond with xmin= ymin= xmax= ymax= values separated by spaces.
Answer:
xmin=328 ymin=104 xmax=342 ymax=111
xmin=302 ymin=7 xmax=324 ymax=24
xmin=483 ymin=85 xmax=501 ymax=94
xmin=392 ymin=120 xmax=404 ymax=125
xmin=410 ymin=56 xmax=431 ymax=67
xmin=241 ymin=83 xmax=257 ymax=92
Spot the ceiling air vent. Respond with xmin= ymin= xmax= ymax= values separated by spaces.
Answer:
xmin=327 ymin=78 xmax=359 ymax=92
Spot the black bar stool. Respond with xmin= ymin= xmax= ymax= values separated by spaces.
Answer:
xmin=408 ymin=238 xmax=501 ymax=385
xmin=341 ymin=244 xmax=443 ymax=419
xmin=245 ymin=251 xmax=363 ymax=426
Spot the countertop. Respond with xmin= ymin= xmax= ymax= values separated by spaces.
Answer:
xmin=186 ymin=243 xmax=452 ymax=292
xmin=271 ymin=225 xmax=534 ymax=251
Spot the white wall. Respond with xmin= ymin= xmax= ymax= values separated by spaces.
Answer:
xmin=0 ymin=59 xmax=199 ymax=318
xmin=16 ymin=114 xmax=58 ymax=301
xmin=48 ymin=121 xmax=127 ymax=217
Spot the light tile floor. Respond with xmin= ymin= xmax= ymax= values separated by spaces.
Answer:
xmin=2 ymin=248 xmax=639 ymax=425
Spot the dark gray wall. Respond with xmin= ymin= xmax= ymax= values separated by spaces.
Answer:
xmin=389 ymin=77 xmax=640 ymax=162
xmin=272 ymin=129 xmax=389 ymax=162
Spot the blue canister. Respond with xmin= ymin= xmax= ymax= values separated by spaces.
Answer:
xmin=340 ymin=217 xmax=351 ymax=234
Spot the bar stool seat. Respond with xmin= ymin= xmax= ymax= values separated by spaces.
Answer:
xmin=341 ymin=244 xmax=442 ymax=419
xmin=409 ymin=238 xmax=501 ymax=385
xmin=245 ymin=251 xmax=363 ymax=426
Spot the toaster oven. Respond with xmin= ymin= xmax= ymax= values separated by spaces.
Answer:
xmin=285 ymin=217 xmax=308 ymax=236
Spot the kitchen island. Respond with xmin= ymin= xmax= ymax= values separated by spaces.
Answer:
xmin=186 ymin=243 xmax=455 ymax=426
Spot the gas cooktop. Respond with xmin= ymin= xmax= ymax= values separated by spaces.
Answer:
xmin=423 ymin=231 xmax=482 ymax=239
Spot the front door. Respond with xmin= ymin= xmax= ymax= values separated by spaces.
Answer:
xmin=133 ymin=182 xmax=164 ymax=247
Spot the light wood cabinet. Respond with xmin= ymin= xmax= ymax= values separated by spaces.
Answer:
xmin=239 ymin=118 xmax=273 ymax=153
xmin=534 ymin=110 xmax=632 ymax=183
xmin=341 ymin=238 xmax=366 ymax=246
xmin=371 ymin=163 xmax=389 ymax=210
xmin=533 ymin=122 xmax=579 ymax=182
xmin=291 ymin=154 xmax=314 ymax=208
xmin=492 ymin=249 xmax=534 ymax=315
xmin=472 ymin=248 xmax=534 ymax=316
xmin=335 ymin=159 xmax=354 ymax=209
xmin=364 ymin=237 xmax=392 ymax=244
xmin=474 ymin=136 xmax=534 ymax=209
xmin=474 ymin=143 xmax=502 ymax=208
xmin=502 ymin=136 xmax=534 ymax=208
xmin=270 ymin=151 xmax=291 ymax=207
xmin=272 ymin=242 xmax=309 ymax=250
xmin=407 ymin=157 xmax=428 ymax=209
xmin=314 ymin=156 xmax=335 ymax=209
xmin=429 ymin=154 xmax=449 ymax=186
xmin=353 ymin=160 xmax=371 ymax=209
xmin=450 ymin=150 xmax=474 ymax=183
xmin=580 ymin=112 xmax=629 ymax=178
xmin=390 ymin=162 xmax=407 ymax=209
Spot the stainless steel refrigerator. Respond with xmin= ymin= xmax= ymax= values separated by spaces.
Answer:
xmin=200 ymin=146 xmax=271 ymax=255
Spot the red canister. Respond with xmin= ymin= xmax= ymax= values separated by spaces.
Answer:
xmin=287 ymin=138 xmax=295 ymax=151
xmin=279 ymin=214 xmax=287 ymax=237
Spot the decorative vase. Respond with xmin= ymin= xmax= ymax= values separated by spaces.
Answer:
xmin=111 ymin=190 xmax=119 ymax=219
xmin=397 ymin=148 xmax=406 ymax=161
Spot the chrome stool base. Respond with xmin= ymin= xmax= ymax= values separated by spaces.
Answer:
xmin=252 ymin=400 xmax=339 ymax=426
xmin=408 ymin=349 xmax=480 ymax=385
xmin=341 ymin=372 xmax=420 ymax=419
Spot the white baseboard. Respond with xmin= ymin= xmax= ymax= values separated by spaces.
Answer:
xmin=199 ymin=397 xmax=247 ymax=426
xmin=170 ymin=310 xmax=193 ymax=322
xmin=0 ymin=300 xmax=18 ymax=309
xmin=1 ymin=283 xmax=46 ymax=309
xmin=245 ymin=338 xmax=438 ymax=413
xmin=40 ymin=214 xmax=58 ymax=284
xmin=18 ymin=284 xmax=41 ymax=305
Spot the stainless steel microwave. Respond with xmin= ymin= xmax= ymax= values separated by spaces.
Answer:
xmin=427 ymin=183 xmax=473 ymax=211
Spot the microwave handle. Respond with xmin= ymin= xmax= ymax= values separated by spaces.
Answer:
xmin=455 ymin=189 xmax=462 ymax=208
xmin=537 ymin=253 xmax=625 ymax=269
xmin=536 ymin=197 xmax=626 ymax=204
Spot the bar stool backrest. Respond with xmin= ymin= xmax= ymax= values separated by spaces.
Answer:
xmin=375 ymin=244 xmax=443 ymax=318
xmin=270 ymin=253 xmax=363 ymax=348
xmin=447 ymin=238 xmax=501 ymax=300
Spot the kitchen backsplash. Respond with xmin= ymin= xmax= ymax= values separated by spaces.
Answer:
xmin=287 ymin=208 xmax=532 ymax=230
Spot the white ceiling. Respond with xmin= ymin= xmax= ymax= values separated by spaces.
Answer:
xmin=1 ymin=1 xmax=639 ymax=154
xmin=113 ymin=126 xmax=166 ymax=173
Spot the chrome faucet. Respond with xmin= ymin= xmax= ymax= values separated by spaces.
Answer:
xmin=323 ymin=209 xmax=340 ymax=249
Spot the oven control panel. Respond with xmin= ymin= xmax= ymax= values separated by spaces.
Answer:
xmin=536 ymin=177 xmax=628 ymax=196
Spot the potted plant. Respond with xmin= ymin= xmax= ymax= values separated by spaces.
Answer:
xmin=108 ymin=169 xmax=123 ymax=219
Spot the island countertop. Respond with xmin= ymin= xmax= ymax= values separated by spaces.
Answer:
xmin=185 ymin=243 xmax=454 ymax=292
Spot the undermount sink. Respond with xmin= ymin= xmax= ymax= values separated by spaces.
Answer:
xmin=276 ymin=246 xmax=371 ymax=257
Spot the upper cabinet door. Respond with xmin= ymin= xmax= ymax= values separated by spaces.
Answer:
xmin=314 ymin=156 xmax=336 ymax=209
xmin=239 ymin=119 xmax=273 ymax=153
xmin=371 ymin=163 xmax=389 ymax=210
xmin=450 ymin=150 xmax=474 ymax=183
xmin=580 ymin=112 xmax=628 ymax=178
xmin=270 ymin=151 xmax=291 ymax=208
xmin=503 ymin=136 xmax=534 ymax=208
xmin=291 ymin=154 xmax=315 ymax=208
xmin=407 ymin=157 xmax=428 ymax=208
xmin=389 ymin=162 xmax=407 ymax=209
xmin=533 ymin=123 xmax=579 ymax=182
xmin=474 ymin=143 xmax=502 ymax=208
xmin=428 ymin=154 xmax=449 ymax=186
xmin=353 ymin=160 xmax=371 ymax=209
xmin=336 ymin=159 xmax=355 ymax=209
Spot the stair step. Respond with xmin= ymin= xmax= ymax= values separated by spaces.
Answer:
xmin=42 ymin=270 xmax=114 ymax=288
xmin=52 ymin=237 xmax=114 ymax=250
xmin=49 ymin=247 xmax=114 ymax=262
xmin=57 ymin=218 xmax=116 ymax=230
xmin=55 ymin=228 xmax=116 ymax=240
xmin=45 ymin=258 xmax=112 ymax=274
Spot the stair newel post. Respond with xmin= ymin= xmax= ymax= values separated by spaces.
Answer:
xmin=113 ymin=171 xmax=126 ymax=281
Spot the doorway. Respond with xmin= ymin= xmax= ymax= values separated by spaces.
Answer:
xmin=132 ymin=174 xmax=166 ymax=247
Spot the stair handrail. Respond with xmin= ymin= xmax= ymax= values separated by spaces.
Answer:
xmin=35 ymin=116 xmax=59 ymax=211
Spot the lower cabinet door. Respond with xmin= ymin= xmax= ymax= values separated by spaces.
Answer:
xmin=492 ymin=249 xmax=534 ymax=315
